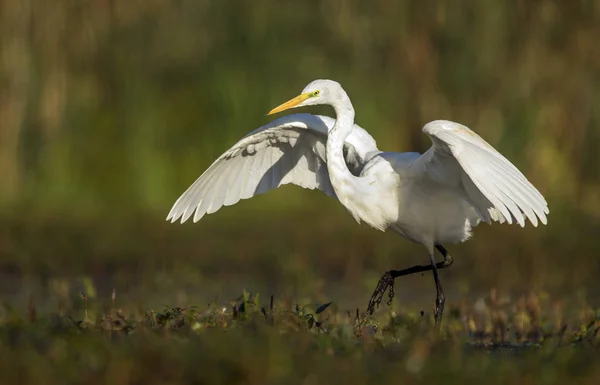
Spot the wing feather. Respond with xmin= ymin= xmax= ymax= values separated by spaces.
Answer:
xmin=167 ymin=113 xmax=380 ymax=223
xmin=421 ymin=120 xmax=548 ymax=227
xmin=222 ymin=156 xmax=244 ymax=206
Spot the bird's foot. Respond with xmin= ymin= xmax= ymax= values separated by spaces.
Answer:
xmin=366 ymin=271 xmax=396 ymax=316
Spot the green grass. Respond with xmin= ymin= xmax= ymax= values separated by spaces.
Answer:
xmin=0 ymin=213 xmax=599 ymax=384
xmin=1 ymin=287 xmax=598 ymax=385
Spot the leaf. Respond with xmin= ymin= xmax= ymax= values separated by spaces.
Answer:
xmin=315 ymin=302 xmax=332 ymax=314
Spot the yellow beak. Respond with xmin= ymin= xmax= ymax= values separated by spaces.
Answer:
xmin=267 ymin=93 xmax=311 ymax=115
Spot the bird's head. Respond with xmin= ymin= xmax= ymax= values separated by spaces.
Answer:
xmin=268 ymin=79 xmax=345 ymax=115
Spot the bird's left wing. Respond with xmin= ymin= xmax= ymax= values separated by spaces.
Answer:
xmin=166 ymin=113 xmax=379 ymax=223
xmin=414 ymin=120 xmax=549 ymax=227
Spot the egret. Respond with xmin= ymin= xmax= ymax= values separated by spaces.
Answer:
xmin=167 ymin=79 xmax=549 ymax=328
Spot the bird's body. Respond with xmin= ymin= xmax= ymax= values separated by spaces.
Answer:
xmin=167 ymin=79 xmax=548 ymax=328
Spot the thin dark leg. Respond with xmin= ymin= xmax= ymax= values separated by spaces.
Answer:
xmin=366 ymin=244 xmax=453 ymax=317
xmin=430 ymin=249 xmax=445 ymax=329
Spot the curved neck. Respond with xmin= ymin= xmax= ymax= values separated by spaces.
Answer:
xmin=326 ymin=94 xmax=358 ymax=203
xmin=325 ymin=91 xmax=385 ymax=230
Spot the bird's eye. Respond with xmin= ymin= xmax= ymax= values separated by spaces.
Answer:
xmin=312 ymin=90 xmax=320 ymax=96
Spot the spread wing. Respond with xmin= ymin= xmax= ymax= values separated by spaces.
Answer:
xmin=166 ymin=113 xmax=380 ymax=223
xmin=415 ymin=120 xmax=549 ymax=227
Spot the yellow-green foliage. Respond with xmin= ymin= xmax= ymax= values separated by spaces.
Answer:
xmin=0 ymin=290 xmax=598 ymax=385
xmin=0 ymin=1 xmax=598 ymax=217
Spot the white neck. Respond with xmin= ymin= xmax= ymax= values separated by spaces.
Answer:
xmin=324 ymin=90 xmax=387 ymax=230
xmin=326 ymin=92 xmax=360 ymax=206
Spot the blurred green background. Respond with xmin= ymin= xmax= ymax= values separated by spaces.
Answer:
xmin=1 ymin=0 xmax=599 ymax=313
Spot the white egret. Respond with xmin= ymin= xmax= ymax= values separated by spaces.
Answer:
xmin=166 ymin=79 xmax=549 ymax=328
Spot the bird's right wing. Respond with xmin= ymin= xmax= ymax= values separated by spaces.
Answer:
xmin=166 ymin=113 xmax=379 ymax=223
xmin=415 ymin=120 xmax=549 ymax=227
